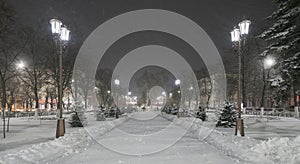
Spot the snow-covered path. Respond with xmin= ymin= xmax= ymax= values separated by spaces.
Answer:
xmin=51 ymin=112 xmax=236 ymax=164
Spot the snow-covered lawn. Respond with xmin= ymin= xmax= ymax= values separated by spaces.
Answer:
xmin=215 ymin=114 xmax=300 ymax=139
xmin=0 ymin=113 xmax=128 ymax=164
xmin=0 ymin=116 xmax=57 ymax=151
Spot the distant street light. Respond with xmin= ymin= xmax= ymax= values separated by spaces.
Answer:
xmin=175 ymin=79 xmax=181 ymax=86
xmin=264 ymin=57 xmax=275 ymax=69
xmin=114 ymin=79 xmax=120 ymax=86
xmin=114 ymin=79 xmax=120 ymax=106
xmin=107 ymin=90 xmax=111 ymax=94
xmin=49 ymin=18 xmax=70 ymax=138
xmin=230 ymin=18 xmax=251 ymax=137
xmin=128 ymin=92 xmax=132 ymax=96
xmin=16 ymin=61 xmax=25 ymax=69
xmin=261 ymin=56 xmax=276 ymax=116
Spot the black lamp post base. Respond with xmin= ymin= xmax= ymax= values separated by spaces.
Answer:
xmin=235 ymin=118 xmax=245 ymax=136
xmin=56 ymin=118 xmax=65 ymax=138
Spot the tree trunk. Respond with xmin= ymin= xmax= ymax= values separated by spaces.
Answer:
xmin=261 ymin=67 xmax=266 ymax=107
xmin=57 ymin=93 xmax=60 ymax=112
xmin=292 ymin=81 xmax=296 ymax=107
xmin=29 ymin=97 xmax=33 ymax=111
xmin=34 ymin=85 xmax=39 ymax=109
xmin=45 ymin=92 xmax=49 ymax=110
xmin=84 ymin=96 xmax=88 ymax=109
xmin=1 ymin=79 xmax=6 ymax=138
xmin=7 ymin=105 xmax=11 ymax=132
xmin=50 ymin=94 xmax=54 ymax=109
xmin=195 ymin=94 xmax=199 ymax=107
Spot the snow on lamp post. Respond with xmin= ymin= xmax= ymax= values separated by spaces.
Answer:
xmin=60 ymin=26 xmax=70 ymax=43
xmin=230 ymin=27 xmax=240 ymax=42
xmin=239 ymin=20 xmax=251 ymax=36
xmin=50 ymin=18 xmax=70 ymax=138
xmin=231 ymin=19 xmax=251 ymax=137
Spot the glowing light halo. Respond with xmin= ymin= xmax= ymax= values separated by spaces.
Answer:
xmin=73 ymin=9 xmax=226 ymax=104
xmin=73 ymin=9 xmax=227 ymax=156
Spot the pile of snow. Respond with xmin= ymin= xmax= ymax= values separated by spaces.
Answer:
xmin=160 ymin=113 xmax=273 ymax=163
xmin=0 ymin=117 xmax=128 ymax=164
xmin=206 ymin=112 xmax=218 ymax=122
xmin=162 ymin=113 xmax=300 ymax=163
xmin=251 ymin=136 xmax=300 ymax=163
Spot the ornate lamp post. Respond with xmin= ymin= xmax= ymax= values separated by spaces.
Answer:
xmin=49 ymin=18 xmax=70 ymax=138
xmin=230 ymin=19 xmax=251 ymax=137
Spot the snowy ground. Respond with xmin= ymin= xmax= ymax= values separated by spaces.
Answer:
xmin=208 ymin=113 xmax=300 ymax=140
xmin=0 ymin=117 xmax=57 ymax=151
xmin=50 ymin=111 xmax=235 ymax=164
xmin=0 ymin=111 xmax=300 ymax=163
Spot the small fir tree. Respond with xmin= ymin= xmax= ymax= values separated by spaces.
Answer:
xmin=69 ymin=101 xmax=87 ymax=127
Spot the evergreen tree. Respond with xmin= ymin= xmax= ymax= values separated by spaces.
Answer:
xmin=96 ymin=106 xmax=106 ymax=121
xmin=259 ymin=0 xmax=300 ymax=105
xmin=69 ymin=101 xmax=87 ymax=127
xmin=195 ymin=106 xmax=207 ymax=121
xmin=216 ymin=103 xmax=237 ymax=127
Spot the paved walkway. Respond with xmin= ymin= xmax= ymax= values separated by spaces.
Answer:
xmin=52 ymin=112 xmax=236 ymax=164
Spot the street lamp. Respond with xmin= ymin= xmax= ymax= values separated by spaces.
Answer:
xmin=230 ymin=27 xmax=240 ymax=42
xmin=239 ymin=20 xmax=251 ymax=35
xmin=16 ymin=61 xmax=25 ymax=69
xmin=49 ymin=18 xmax=70 ymax=138
xmin=264 ymin=57 xmax=275 ymax=69
xmin=114 ymin=79 xmax=120 ymax=106
xmin=230 ymin=19 xmax=251 ymax=137
xmin=114 ymin=79 xmax=120 ymax=86
xmin=175 ymin=79 xmax=181 ymax=86
xmin=261 ymin=56 xmax=276 ymax=116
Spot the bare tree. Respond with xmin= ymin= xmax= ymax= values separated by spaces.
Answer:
xmin=16 ymin=27 xmax=52 ymax=110
xmin=0 ymin=0 xmax=29 ymax=138
xmin=76 ymin=71 xmax=94 ymax=109
xmin=95 ymin=69 xmax=113 ymax=106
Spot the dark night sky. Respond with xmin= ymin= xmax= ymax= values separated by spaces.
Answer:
xmin=8 ymin=0 xmax=276 ymax=73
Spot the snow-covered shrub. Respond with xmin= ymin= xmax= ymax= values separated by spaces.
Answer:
xmin=69 ymin=101 xmax=87 ymax=127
